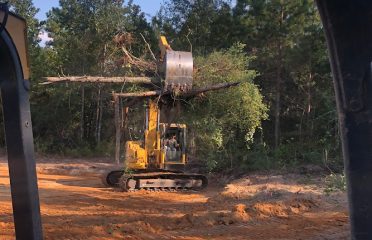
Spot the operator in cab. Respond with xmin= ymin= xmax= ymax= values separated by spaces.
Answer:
xmin=164 ymin=134 xmax=179 ymax=161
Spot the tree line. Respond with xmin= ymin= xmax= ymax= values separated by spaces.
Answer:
xmin=4 ymin=0 xmax=340 ymax=172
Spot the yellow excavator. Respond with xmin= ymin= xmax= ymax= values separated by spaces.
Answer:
xmin=102 ymin=37 xmax=208 ymax=191
xmin=103 ymin=99 xmax=208 ymax=191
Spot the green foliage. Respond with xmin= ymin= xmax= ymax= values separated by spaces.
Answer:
xmin=153 ymin=0 xmax=234 ymax=54
xmin=7 ymin=0 xmax=342 ymax=172
xmin=324 ymin=173 xmax=347 ymax=194
xmin=240 ymin=143 xmax=274 ymax=170
xmin=193 ymin=44 xmax=267 ymax=142
xmin=182 ymin=44 xmax=268 ymax=171
xmin=36 ymin=139 xmax=114 ymax=158
xmin=29 ymin=1 xmax=156 ymax=155
xmin=8 ymin=0 xmax=40 ymax=47
xmin=44 ymin=0 xmax=156 ymax=76
xmin=47 ymin=0 xmax=126 ymax=75
xmin=155 ymin=0 xmax=341 ymax=171
xmin=7 ymin=0 xmax=44 ymax=80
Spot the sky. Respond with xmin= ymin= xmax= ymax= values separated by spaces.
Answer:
xmin=34 ymin=0 xmax=164 ymax=20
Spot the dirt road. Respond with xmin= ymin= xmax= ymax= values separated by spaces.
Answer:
xmin=0 ymin=161 xmax=349 ymax=239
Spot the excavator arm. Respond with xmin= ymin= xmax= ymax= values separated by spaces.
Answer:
xmin=0 ymin=4 xmax=43 ymax=239
xmin=317 ymin=0 xmax=372 ymax=239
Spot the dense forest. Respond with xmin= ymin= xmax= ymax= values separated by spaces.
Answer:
xmin=5 ymin=0 xmax=341 ymax=172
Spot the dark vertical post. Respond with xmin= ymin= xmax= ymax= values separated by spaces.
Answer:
xmin=316 ymin=1 xmax=372 ymax=239
xmin=122 ymin=105 xmax=129 ymax=169
xmin=80 ymin=86 xmax=85 ymax=141
xmin=122 ymin=106 xmax=129 ymax=141
xmin=0 ymin=28 xmax=43 ymax=239
xmin=114 ymin=94 xmax=121 ymax=165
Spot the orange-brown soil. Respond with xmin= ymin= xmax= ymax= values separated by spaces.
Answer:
xmin=0 ymin=159 xmax=349 ymax=239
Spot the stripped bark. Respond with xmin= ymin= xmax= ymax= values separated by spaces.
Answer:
xmin=41 ymin=76 xmax=156 ymax=85
xmin=114 ymin=90 xmax=161 ymax=98
xmin=95 ymin=87 xmax=103 ymax=144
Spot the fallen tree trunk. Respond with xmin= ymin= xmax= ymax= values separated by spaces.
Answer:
xmin=114 ymin=90 xmax=161 ymax=98
xmin=113 ymin=82 xmax=240 ymax=99
xmin=41 ymin=76 xmax=157 ymax=85
xmin=181 ymin=82 xmax=240 ymax=98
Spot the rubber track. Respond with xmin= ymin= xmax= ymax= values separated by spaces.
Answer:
xmin=102 ymin=170 xmax=208 ymax=192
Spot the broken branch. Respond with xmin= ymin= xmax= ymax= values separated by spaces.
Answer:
xmin=113 ymin=82 xmax=240 ymax=99
xmin=140 ymin=33 xmax=157 ymax=61
xmin=41 ymin=76 xmax=158 ymax=85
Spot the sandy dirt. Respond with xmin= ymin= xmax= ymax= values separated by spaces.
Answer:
xmin=0 ymin=158 xmax=350 ymax=240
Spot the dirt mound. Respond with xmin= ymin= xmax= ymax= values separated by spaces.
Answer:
xmin=253 ymin=202 xmax=289 ymax=218
xmin=175 ymin=212 xmax=232 ymax=228
xmin=232 ymin=204 xmax=251 ymax=222
xmin=174 ymin=197 xmax=318 ymax=230
xmin=288 ymin=197 xmax=318 ymax=213
xmin=174 ymin=204 xmax=251 ymax=229
xmin=253 ymin=197 xmax=318 ymax=218
xmin=37 ymin=163 xmax=117 ymax=177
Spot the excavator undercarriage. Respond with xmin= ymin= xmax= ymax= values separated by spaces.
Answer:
xmin=103 ymin=170 xmax=207 ymax=191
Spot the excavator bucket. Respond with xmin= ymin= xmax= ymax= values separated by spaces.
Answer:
xmin=164 ymin=50 xmax=193 ymax=91
xmin=159 ymin=36 xmax=194 ymax=91
xmin=0 ymin=4 xmax=43 ymax=239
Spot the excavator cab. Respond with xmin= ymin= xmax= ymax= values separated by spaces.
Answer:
xmin=125 ymin=100 xmax=187 ymax=171
xmin=160 ymin=123 xmax=187 ymax=170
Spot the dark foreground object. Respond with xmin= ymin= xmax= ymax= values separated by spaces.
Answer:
xmin=317 ymin=1 xmax=372 ymax=239
xmin=0 ymin=12 xmax=43 ymax=240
